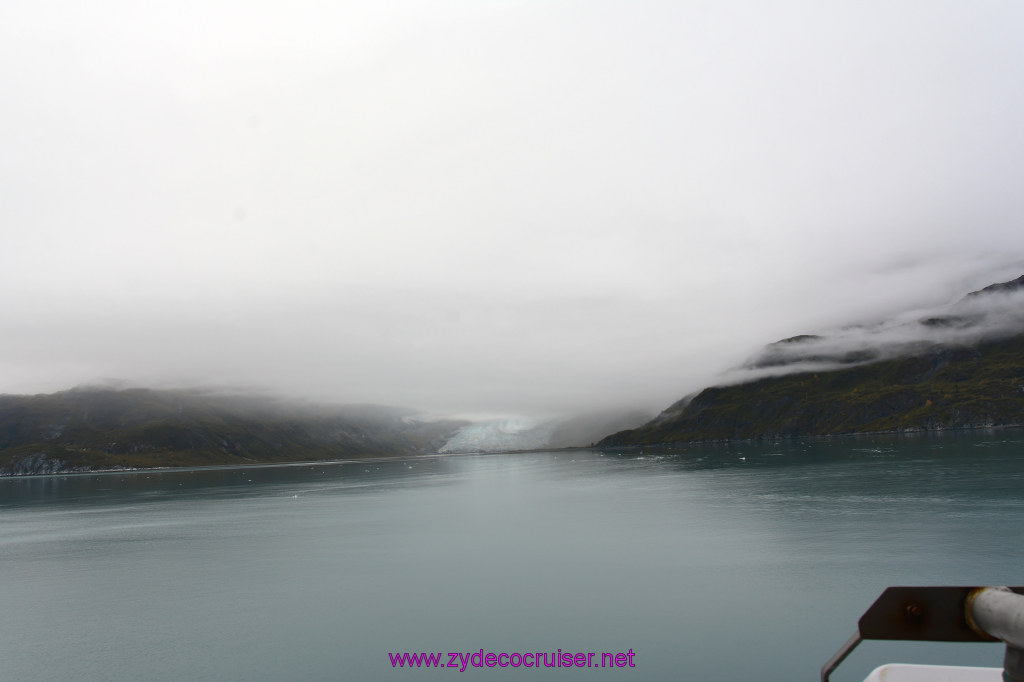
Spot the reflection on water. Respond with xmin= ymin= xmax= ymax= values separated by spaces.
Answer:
xmin=1 ymin=430 xmax=1023 ymax=681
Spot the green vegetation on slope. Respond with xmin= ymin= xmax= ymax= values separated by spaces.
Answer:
xmin=600 ymin=334 xmax=1024 ymax=446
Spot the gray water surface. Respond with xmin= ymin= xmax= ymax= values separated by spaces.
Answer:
xmin=3 ymin=431 xmax=1023 ymax=681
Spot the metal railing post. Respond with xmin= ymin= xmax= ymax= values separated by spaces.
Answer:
xmin=966 ymin=587 xmax=1024 ymax=682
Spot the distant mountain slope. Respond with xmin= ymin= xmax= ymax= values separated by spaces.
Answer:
xmin=0 ymin=388 xmax=467 ymax=475
xmin=600 ymin=274 xmax=1024 ymax=446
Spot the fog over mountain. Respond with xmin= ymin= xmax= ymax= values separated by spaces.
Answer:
xmin=722 ymin=275 xmax=1024 ymax=385
xmin=3 ymin=272 xmax=1023 ymax=473
xmin=3 ymin=2 xmax=1024 ymax=419
xmin=600 ymin=273 xmax=1024 ymax=447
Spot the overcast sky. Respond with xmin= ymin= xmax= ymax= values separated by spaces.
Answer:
xmin=3 ymin=1 xmax=1024 ymax=417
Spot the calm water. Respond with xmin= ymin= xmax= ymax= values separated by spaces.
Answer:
xmin=3 ymin=431 xmax=1024 ymax=681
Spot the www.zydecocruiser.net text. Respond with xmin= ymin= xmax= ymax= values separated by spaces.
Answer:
xmin=389 ymin=649 xmax=637 ymax=671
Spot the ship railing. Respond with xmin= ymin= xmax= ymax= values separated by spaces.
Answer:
xmin=823 ymin=586 xmax=1024 ymax=682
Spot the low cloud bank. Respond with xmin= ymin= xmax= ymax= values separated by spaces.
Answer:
xmin=719 ymin=275 xmax=1024 ymax=386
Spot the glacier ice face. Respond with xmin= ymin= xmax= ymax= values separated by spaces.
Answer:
xmin=438 ymin=417 xmax=558 ymax=454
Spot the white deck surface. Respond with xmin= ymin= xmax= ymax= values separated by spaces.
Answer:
xmin=862 ymin=663 xmax=1001 ymax=681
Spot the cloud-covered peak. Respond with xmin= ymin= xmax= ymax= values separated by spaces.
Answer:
xmin=736 ymin=274 xmax=1024 ymax=381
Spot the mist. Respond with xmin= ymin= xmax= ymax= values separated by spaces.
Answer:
xmin=715 ymin=279 xmax=1024 ymax=388
xmin=3 ymin=1 xmax=1024 ymax=419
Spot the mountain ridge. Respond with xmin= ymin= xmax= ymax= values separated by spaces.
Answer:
xmin=0 ymin=387 xmax=468 ymax=475
xmin=6 ymin=272 xmax=1024 ymax=473
xmin=599 ymin=274 xmax=1024 ymax=447
xmin=0 ymin=386 xmax=652 ymax=475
